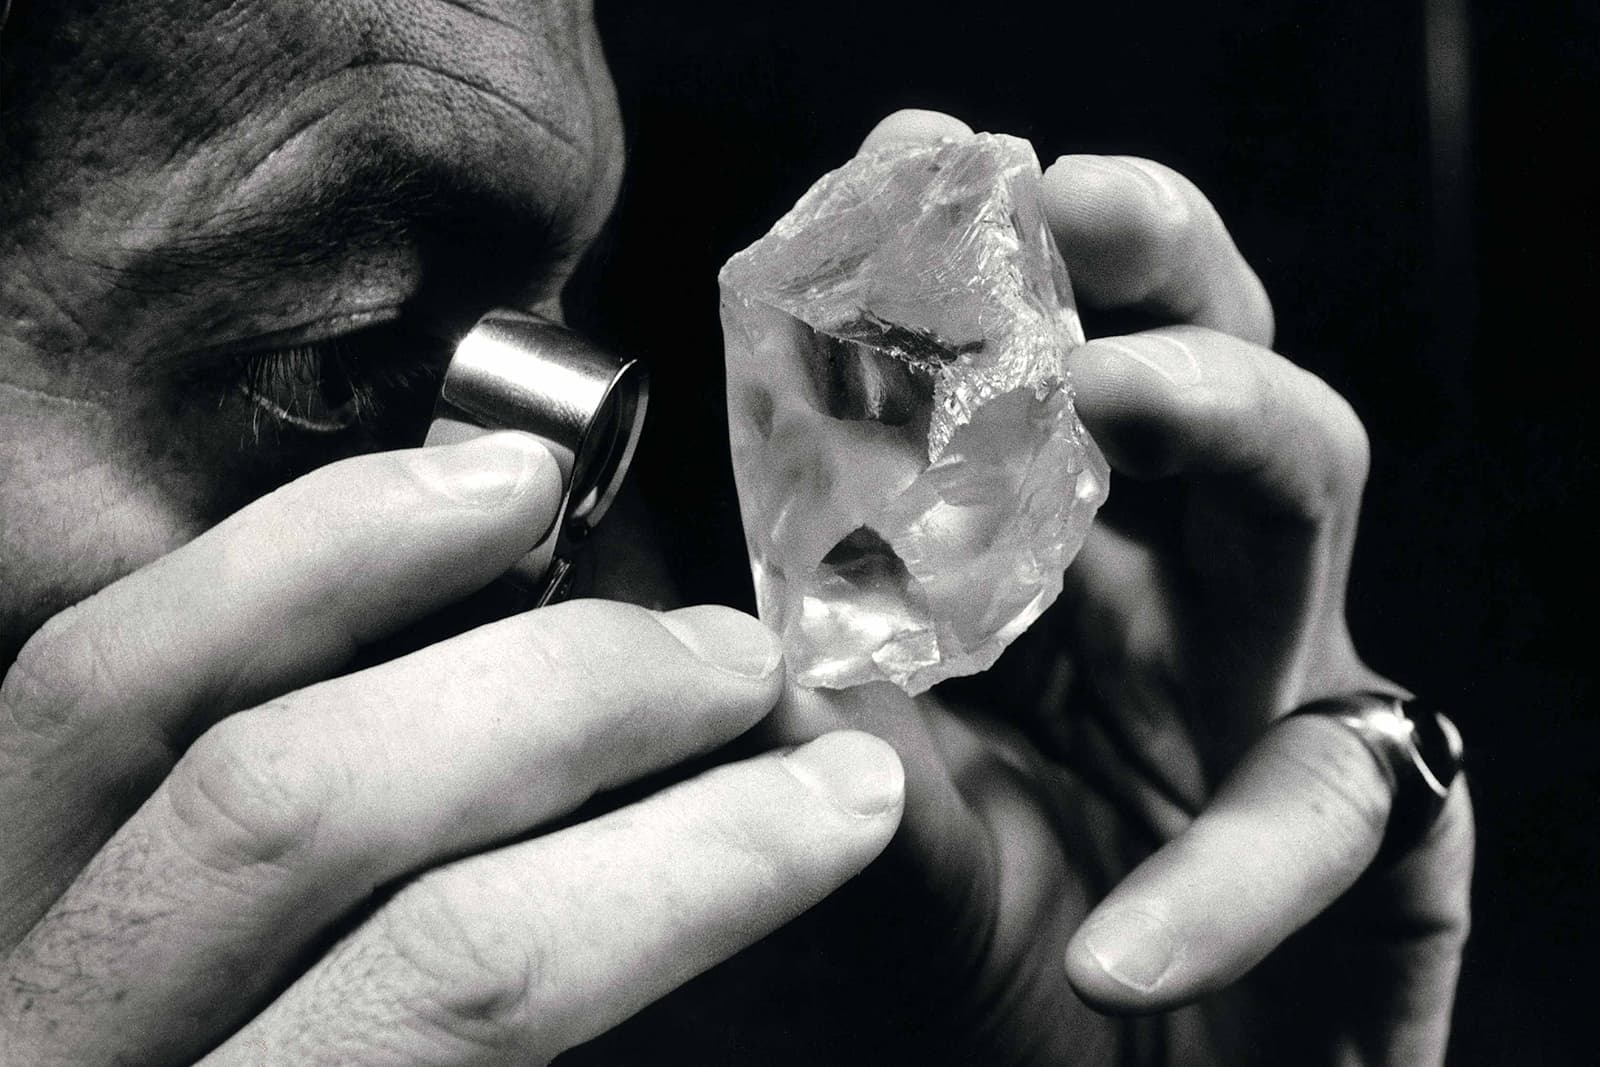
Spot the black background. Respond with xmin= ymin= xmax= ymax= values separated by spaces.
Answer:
xmin=583 ymin=3 xmax=1595 ymax=1063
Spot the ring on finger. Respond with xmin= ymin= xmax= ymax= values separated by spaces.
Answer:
xmin=1283 ymin=692 xmax=1464 ymax=861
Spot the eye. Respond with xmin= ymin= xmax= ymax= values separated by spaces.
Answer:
xmin=238 ymin=340 xmax=364 ymax=433
xmin=220 ymin=320 xmax=451 ymax=441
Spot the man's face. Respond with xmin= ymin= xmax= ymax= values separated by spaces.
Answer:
xmin=0 ymin=0 xmax=624 ymax=663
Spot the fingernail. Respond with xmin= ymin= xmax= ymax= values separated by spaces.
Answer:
xmin=411 ymin=432 xmax=558 ymax=506
xmin=1114 ymin=156 xmax=1185 ymax=207
xmin=1054 ymin=153 xmax=1123 ymax=177
xmin=658 ymin=606 xmax=783 ymax=679
xmin=1082 ymin=910 xmax=1179 ymax=992
xmin=862 ymin=109 xmax=975 ymax=151
xmin=1091 ymin=334 xmax=1203 ymax=388
xmin=1052 ymin=155 xmax=1168 ymax=204
xmin=782 ymin=731 xmax=905 ymax=817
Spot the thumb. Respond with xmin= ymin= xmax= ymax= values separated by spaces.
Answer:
xmin=1066 ymin=712 xmax=1470 ymax=1040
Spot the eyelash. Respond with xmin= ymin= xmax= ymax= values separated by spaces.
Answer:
xmin=226 ymin=323 xmax=449 ymax=440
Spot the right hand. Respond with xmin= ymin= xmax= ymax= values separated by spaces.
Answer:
xmin=0 ymin=431 xmax=905 ymax=1066
xmin=634 ymin=111 xmax=1469 ymax=1066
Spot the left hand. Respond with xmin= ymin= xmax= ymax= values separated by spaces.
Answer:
xmin=0 ymin=439 xmax=905 ymax=1067
xmin=575 ymin=110 xmax=1472 ymax=1065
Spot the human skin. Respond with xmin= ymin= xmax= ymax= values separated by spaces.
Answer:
xmin=1 ymin=4 xmax=907 ymax=1063
xmin=1 ymin=0 xmax=624 ymax=660
xmin=569 ymin=113 xmax=1473 ymax=1065
xmin=0 ymin=3 xmax=1470 ymax=1064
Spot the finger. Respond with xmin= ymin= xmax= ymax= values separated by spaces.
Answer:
xmin=1072 ymin=325 xmax=1369 ymax=511
xmin=199 ymin=732 xmax=904 ymax=1066
xmin=1058 ymin=525 xmax=1208 ymax=816
xmin=0 ymin=602 xmax=781 ymax=1067
xmin=858 ymin=107 xmax=974 ymax=153
xmin=1065 ymin=714 xmax=1470 ymax=1026
xmin=764 ymin=682 xmax=992 ymax=922
xmin=1042 ymin=155 xmax=1274 ymax=344
xmin=0 ymin=433 xmax=560 ymax=939
xmin=857 ymin=122 xmax=1272 ymax=343
xmin=1068 ymin=325 xmax=1376 ymax=750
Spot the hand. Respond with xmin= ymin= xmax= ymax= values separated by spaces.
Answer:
xmin=0 ymin=432 xmax=906 ymax=1066
xmin=597 ymin=111 xmax=1470 ymax=1065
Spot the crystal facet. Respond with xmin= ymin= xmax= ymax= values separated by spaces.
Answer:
xmin=719 ymin=133 xmax=1109 ymax=695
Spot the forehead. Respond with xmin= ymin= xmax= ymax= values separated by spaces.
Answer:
xmin=1 ymin=0 xmax=619 ymax=345
xmin=5 ymin=0 xmax=605 ymax=191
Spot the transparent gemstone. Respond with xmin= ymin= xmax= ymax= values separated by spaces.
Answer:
xmin=720 ymin=133 xmax=1108 ymax=695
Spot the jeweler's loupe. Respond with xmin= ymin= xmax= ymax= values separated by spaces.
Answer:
xmin=424 ymin=309 xmax=648 ymax=606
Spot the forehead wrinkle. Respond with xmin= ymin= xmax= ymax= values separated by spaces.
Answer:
xmin=108 ymin=145 xmax=563 ymax=298
xmin=103 ymin=31 xmax=590 ymax=289
xmin=426 ymin=0 xmax=529 ymax=35
xmin=341 ymin=57 xmax=580 ymax=154
xmin=97 ymin=157 xmax=420 ymax=297
xmin=4 ymin=0 xmax=614 ymax=369
xmin=356 ymin=0 xmax=591 ymax=136
xmin=211 ymin=53 xmax=588 ymax=228
xmin=6 ymin=0 xmax=597 ymax=214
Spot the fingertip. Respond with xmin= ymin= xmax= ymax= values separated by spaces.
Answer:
xmin=1045 ymin=154 xmax=1159 ymax=206
xmin=1064 ymin=712 xmax=1401 ymax=1017
xmin=408 ymin=430 xmax=565 ymax=526
xmin=782 ymin=729 xmax=906 ymax=820
xmin=657 ymin=604 xmax=785 ymax=682
xmin=1043 ymin=155 xmax=1185 ymax=308
xmin=1065 ymin=907 xmax=1187 ymax=1015
xmin=858 ymin=108 xmax=974 ymax=153
xmin=493 ymin=429 xmax=565 ymax=509
xmin=1066 ymin=336 xmax=1194 ymax=480
xmin=1045 ymin=155 xmax=1275 ymax=347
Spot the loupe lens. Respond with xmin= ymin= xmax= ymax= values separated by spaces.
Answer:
xmin=568 ymin=360 xmax=647 ymax=531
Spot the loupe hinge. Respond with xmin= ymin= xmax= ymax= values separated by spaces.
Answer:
xmin=532 ymin=556 xmax=576 ymax=608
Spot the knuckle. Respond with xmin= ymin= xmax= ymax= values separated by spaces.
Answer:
xmin=164 ymin=712 xmax=329 ymax=874
xmin=1321 ymin=385 xmax=1372 ymax=494
xmin=1076 ymin=543 xmax=1171 ymax=669
xmin=0 ymin=602 xmax=175 ymax=829
xmin=1250 ymin=277 xmax=1278 ymax=347
xmin=522 ymin=599 xmax=648 ymax=692
xmin=1229 ymin=360 xmax=1371 ymax=526
xmin=713 ymin=818 xmax=787 ymax=896
xmin=378 ymin=872 xmax=548 ymax=1050
xmin=510 ymin=604 xmax=608 ymax=692
xmin=1291 ymin=372 xmax=1371 ymax=519
xmin=0 ymin=601 xmax=110 ymax=747
xmin=1227 ymin=270 xmax=1278 ymax=348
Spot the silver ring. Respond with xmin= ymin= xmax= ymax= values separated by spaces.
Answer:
xmin=1285 ymin=692 xmax=1464 ymax=860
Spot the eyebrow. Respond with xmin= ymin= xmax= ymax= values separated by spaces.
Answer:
xmin=101 ymin=150 xmax=568 ymax=304
xmin=100 ymin=156 xmax=415 ymax=295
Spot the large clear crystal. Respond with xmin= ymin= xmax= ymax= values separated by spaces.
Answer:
xmin=719 ymin=133 xmax=1108 ymax=695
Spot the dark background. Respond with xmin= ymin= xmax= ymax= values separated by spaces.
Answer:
xmin=583 ymin=3 xmax=1595 ymax=1063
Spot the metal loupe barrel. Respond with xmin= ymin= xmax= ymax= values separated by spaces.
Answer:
xmin=426 ymin=310 xmax=649 ymax=603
